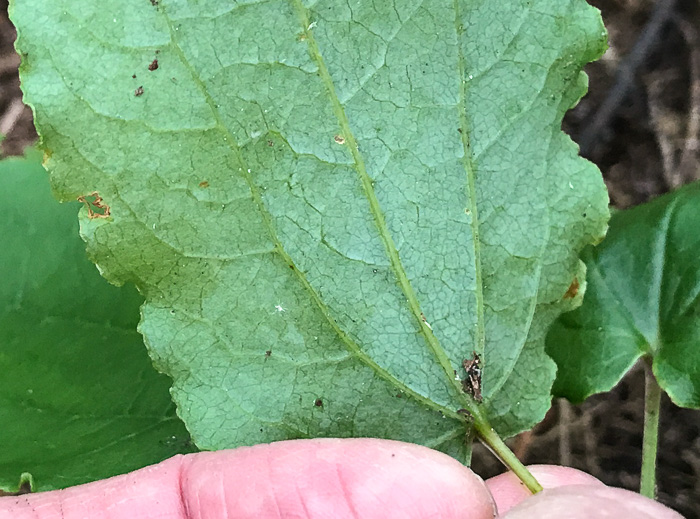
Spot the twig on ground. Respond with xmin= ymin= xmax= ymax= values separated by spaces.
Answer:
xmin=0 ymin=97 xmax=26 ymax=136
xmin=674 ymin=14 xmax=700 ymax=183
xmin=579 ymin=0 xmax=678 ymax=157
xmin=646 ymin=71 xmax=682 ymax=187
xmin=558 ymin=399 xmax=573 ymax=468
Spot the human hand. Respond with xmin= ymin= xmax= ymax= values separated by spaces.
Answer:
xmin=0 ymin=439 xmax=683 ymax=518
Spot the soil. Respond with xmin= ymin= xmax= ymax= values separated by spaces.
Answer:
xmin=0 ymin=1 xmax=697 ymax=517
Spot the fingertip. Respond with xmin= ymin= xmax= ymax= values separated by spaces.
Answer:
xmin=182 ymin=439 xmax=496 ymax=519
xmin=501 ymin=485 xmax=684 ymax=519
xmin=486 ymin=464 xmax=603 ymax=513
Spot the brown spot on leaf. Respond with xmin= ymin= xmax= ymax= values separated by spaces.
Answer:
xmin=334 ymin=135 xmax=345 ymax=145
xmin=564 ymin=278 xmax=580 ymax=299
xmin=199 ymin=180 xmax=209 ymax=188
xmin=314 ymin=398 xmax=323 ymax=407
xmin=132 ymin=74 xmax=136 ymax=79
xmin=267 ymin=140 xmax=274 ymax=147
xmin=77 ymin=192 xmax=111 ymax=219
xmin=148 ymin=58 xmax=159 ymax=71
xmin=264 ymin=350 xmax=271 ymax=357
xmin=134 ymin=86 xmax=144 ymax=97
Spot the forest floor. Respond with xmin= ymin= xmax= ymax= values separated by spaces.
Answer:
xmin=1 ymin=1 xmax=698 ymax=517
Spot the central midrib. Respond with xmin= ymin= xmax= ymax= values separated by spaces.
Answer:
xmin=159 ymin=8 xmax=465 ymax=420
xmin=290 ymin=0 xmax=470 ymax=403
xmin=453 ymin=0 xmax=486 ymax=360
xmin=651 ymin=196 xmax=679 ymax=354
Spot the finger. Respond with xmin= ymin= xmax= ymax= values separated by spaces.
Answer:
xmin=486 ymin=464 xmax=603 ymax=513
xmin=501 ymin=485 xmax=684 ymax=519
xmin=1 ymin=438 xmax=496 ymax=519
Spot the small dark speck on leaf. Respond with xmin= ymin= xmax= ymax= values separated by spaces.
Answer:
xmin=457 ymin=408 xmax=473 ymax=421
xmin=396 ymin=393 xmax=402 ymax=398
xmin=289 ymin=264 xmax=295 ymax=270
xmin=564 ymin=278 xmax=580 ymax=299
xmin=132 ymin=74 xmax=136 ymax=79
xmin=148 ymin=58 xmax=159 ymax=71
xmin=334 ymin=135 xmax=345 ymax=145
xmin=267 ymin=140 xmax=274 ymax=147
xmin=134 ymin=86 xmax=144 ymax=96
xmin=391 ymin=453 xmax=395 ymax=458
xmin=457 ymin=128 xmax=463 ymax=133
xmin=583 ymin=212 xmax=587 ymax=218
xmin=265 ymin=350 xmax=272 ymax=357
xmin=199 ymin=180 xmax=209 ymax=188
xmin=314 ymin=398 xmax=323 ymax=407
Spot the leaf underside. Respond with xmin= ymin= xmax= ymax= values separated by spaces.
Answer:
xmin=0 ymin=152 xmax=194 ymax=492
xmin=548 ymin=182 xmax=700 ymax=409
xmin=13 ymin=0 xmax=609 ymax=458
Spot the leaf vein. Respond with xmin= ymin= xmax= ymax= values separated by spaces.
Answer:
xmin=454 ymin=1 xmax=485 ymax=359
xmin=290 ymin=0 xmax=467 ymax=405
xmin=157 ymin=8 xmax=463 ymax=421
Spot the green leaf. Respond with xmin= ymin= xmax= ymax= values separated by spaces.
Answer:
xmin=13 ymin=0 xmax=609 ymax=455
xmin=547 ymin=182 xmax=700 ymax=409
xmin=0 ymin=151 xmax=195 ymax=492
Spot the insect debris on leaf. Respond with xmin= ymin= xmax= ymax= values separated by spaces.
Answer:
xmin=76 ymin=191 xmax=111 ymax=219
xmin=462 ymin=352 xmax=483 ymax=403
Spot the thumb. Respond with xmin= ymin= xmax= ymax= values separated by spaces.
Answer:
xmin=0 ymin=439 xmax=496 ymax=519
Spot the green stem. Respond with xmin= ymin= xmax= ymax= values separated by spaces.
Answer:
xmin=472 ymin=415 xmax=543 ymax=494
xmin=640 ymin=359 xmax=661 ymax=499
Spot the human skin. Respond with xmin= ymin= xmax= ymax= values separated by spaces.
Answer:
xmin=0 ymin=438 xmax=683 ymax=519
xmin=486 ymin=464 xmax=605 ymax=513
xmin=501 ymin=486 xmax=685 ymax=519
